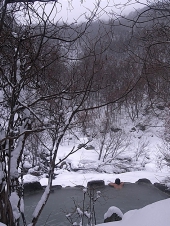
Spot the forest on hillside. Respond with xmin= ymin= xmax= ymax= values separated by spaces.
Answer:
xmin=1 ymin=0 xmax=170 ymax=225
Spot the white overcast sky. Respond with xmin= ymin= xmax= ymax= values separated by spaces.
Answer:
xmin=48 ymin=0 xmax=148 ymax=23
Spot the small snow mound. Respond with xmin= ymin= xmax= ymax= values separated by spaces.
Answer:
xmin=23 ymin=161 xmax=32 ymax=169
xmin=104 ymin=206 xmax=123 ymax=220
xmin=145 ymin=163 xmax=157 ymax=172
xmin=23 ymin=174 xmax=39 ymax=183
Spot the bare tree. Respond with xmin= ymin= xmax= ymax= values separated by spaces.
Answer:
xmin=0 ymin=1 xmax=114 ymax=225
xmin=66 ymin=187 xmax=101 ymax=226
xmin=2 ymin=0 xmax=167 ymax=225
xmin=0 ymin=1 xmax=139 ymax=225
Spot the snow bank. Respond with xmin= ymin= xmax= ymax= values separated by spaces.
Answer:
xmin=97 ymin=198 xmax=170 ymax=226
xmin=9 ymin=192 xmax=20 ymax=220
xmin=39 ymin=170 xmax=169 ymax=188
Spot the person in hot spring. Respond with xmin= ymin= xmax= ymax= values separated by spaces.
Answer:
xmin=108 ymin=178 xmax=124 ymax=189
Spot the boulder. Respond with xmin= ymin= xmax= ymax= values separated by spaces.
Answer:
xmin=130 ymin=127 xmax=136 ymax=132
xmin=104 ymin=206 xmax=123 ymax=223
xmin=85 ymin=145 xmax=95 ymax=150
xmin=110 ymin=127 xmax=122 ymax=133
xmin=156 ymin=105 xmax=165 ymax=110
xmin=135 ymin=178 xmax=152 ymax=184
xmin=24 ymin=181 xmax=43 ymax=193
xmin=74 ymin=185 xmax=85 ymax=189
xmin=104 ymin=213 xmax=122 ymax=223
xmin=136 ymin=123 xmax=146 ymax=131
xmin=52 ymin=185 xmax=62 ymax=189
xmin=87 ymin=180 xmax=105 ymax=189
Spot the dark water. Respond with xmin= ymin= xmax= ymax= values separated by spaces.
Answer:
xmin=24 ymin=183 xmax=170 ymax=226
